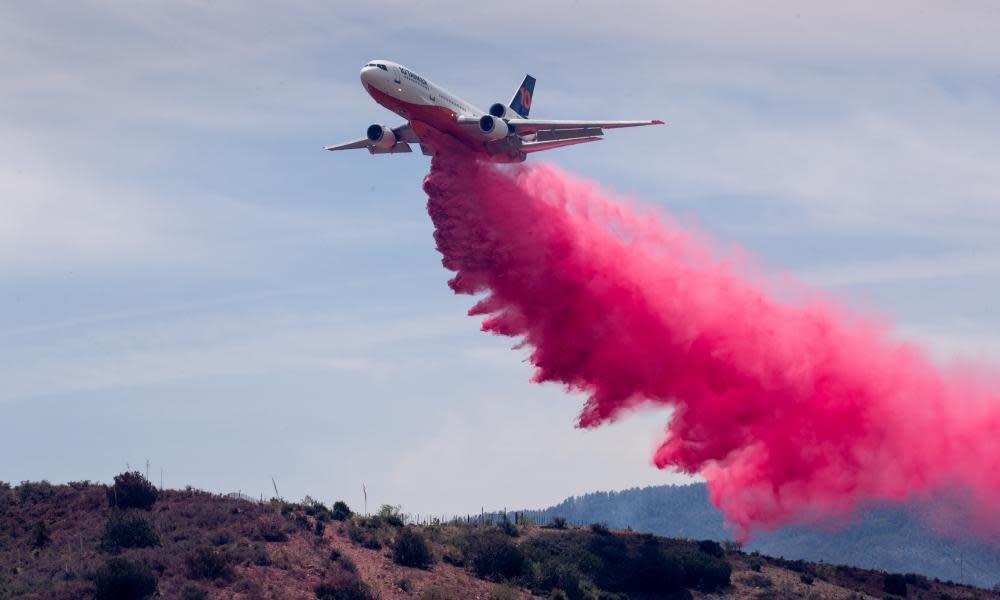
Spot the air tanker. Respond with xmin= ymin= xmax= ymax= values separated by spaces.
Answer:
xmin=326 ymin=60 xmax=663 ymax=163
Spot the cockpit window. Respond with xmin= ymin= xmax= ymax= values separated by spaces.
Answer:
xmin=377 ymin=64 xmax=387 ymax=71
xmin=365 ymin=63 xmax=376 ymax=67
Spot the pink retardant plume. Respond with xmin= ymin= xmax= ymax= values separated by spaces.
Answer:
xmin=423 ymin=145 xmax=1000 ymax=541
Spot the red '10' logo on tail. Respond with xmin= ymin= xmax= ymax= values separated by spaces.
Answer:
xmin=519 ymin=87 xmax=532 ymax=109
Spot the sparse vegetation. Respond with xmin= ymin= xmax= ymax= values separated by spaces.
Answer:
xmin=180 ymin=585 xmax=209 ymax=600
xmin=2 ymin=477 xmax=998 ymax=600
xmin=378 ymin=504 xmax=405 ymax=527
xmin=742 ymin=573 xmax=773 ymax=588
xmin=499 ymin=516 xmax=519 ymax=537
xmin=255 ymin=514 xmax=290 ymax=542
xmin=347 ymin=518 xmax=387 ymax=549
xmin=393 ymin=527 xmax=435 ymax=568
xmin=419 ymin=587 xmax=450 ymax=600
xmin=185 ymin=546 xmax=234 ymax=581
xmin=314 ymin=572 xmax=379 ymax=600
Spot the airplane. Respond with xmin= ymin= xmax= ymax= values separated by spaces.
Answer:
xmin=325 ymin=60 xmax=663 ymax=163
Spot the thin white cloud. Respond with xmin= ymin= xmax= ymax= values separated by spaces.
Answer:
xmin=801 ymin=251 xmax=1000 ymax=288
xmin=386 ymin=387 xmax=695 ymax=515
xmin=0 ymin=308 xmax=470 ymax=403
xmin=0 ymin=147 xmax=195 ymax=271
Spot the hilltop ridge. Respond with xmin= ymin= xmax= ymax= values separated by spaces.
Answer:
xmin=3 ymin=477 xmax=1000 ymax=599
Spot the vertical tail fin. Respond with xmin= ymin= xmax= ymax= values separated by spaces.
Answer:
xmin=509 ymin=75 xmax=535 ymax=118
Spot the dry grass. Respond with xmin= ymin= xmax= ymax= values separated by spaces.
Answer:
xmin=3 ymin=480 xmax=1000 ymax=600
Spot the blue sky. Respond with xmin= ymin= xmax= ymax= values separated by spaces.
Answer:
xmin=2 ymin=2 xmax=1000 ymax=516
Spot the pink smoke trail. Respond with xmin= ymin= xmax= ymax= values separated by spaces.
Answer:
xmin=423 ymin=146 xmax=1000 ymax=540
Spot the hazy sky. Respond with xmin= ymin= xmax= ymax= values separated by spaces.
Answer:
xmin=2 ymin=2 xmax=999 ymax=516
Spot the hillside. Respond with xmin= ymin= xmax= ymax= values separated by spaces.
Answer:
xmin=520 ymin=484 xmax=1000 ymax=588
xmin=3 ymin=477 xmax=1000 ymax=600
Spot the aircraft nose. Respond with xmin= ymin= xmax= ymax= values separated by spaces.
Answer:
xmin=360 ymin=64 xmax=378 ymax=87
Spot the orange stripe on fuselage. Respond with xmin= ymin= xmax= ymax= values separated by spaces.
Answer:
xmin=365 ymin=84 xmax=480 ymax=152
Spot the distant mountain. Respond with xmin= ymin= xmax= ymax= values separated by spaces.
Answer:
xmin=521 ymin=483 xmax=1000 ymax=588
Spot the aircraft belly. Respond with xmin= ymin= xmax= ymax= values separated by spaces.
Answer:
xmin=367 ymin=85 xmax=502 ymax=158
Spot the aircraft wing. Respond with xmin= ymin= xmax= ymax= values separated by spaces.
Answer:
xmin=508 ymin=118 xmax=664 ymax=133
xmin=324 ymin=138 xmax=371 ymax=151
xmin=324 ymin=123 xmax=419 ymax=154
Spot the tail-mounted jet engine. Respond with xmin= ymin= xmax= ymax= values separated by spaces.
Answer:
xmin=366 ymin=124 xmax=397 ymax=150
xmin=478 ymin=115 xmax=510 ymax=141
xmin=489 ymin=102 xmax=518 ymax=120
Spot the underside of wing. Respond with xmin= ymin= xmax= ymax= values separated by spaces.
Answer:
xmin=509 ymin=118 xmax=664 ymax=134
xmin=534 ymin=127 xmax=603 ymax=141
xmin=520 ymin=136 xmax=602 ymax=154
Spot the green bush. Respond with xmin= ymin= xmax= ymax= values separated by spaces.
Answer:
xmin=499 ymin=517 xmax=519 ymax=537
xmin=393 ymin=527 xmax=435 ymax=568
xmin=102 ymin=512 xmax=160 ymax=551
xmin=347 ymin=519 xmax=386 ymax=549
xmin=904 ymin=573 xmax=930 ymax=590
xmin=16 ymin=480 xmax=56 ymax=504
xmin=535 ymin=563 xmax=587 ymax=600
xmin=627 ymin=538 xmax=685 ymax=595
xmin=378 ymin=504 xmax=405 ymax=527
xmin=467 ymin=531 xmax=526 ymax=580
xmin=680 ymin=551 xmax=731 ymax=591
xmin=304 ymin=496 xmax=330 ymax=517
xmin=548 ymin=516 xmax=567 ymax=529
xmin=107 ymin=471 xmax=158 ymax=510
xmin=93 ymin=557 xmax=157 ymax=600
xmin=332 ymin=500 xmax=353 ymax=521
xmin=884 ymin=573 xmax=908 ymax=597
xmin=589 ymin=522 xmax=610 ymax=536
xmin=185 ymin=546 xmax=234 ymax=580
xmin=697 ymin=539 xmax=724 ymax=558
xmin=800 ymin=574 xmax=815 ymax=585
